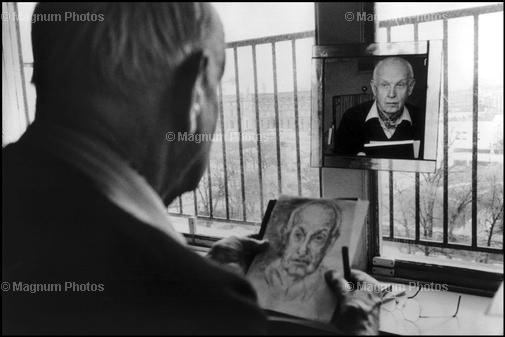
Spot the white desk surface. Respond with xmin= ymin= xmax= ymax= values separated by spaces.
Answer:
xmin=379 ymin=283 xmax=503 ymax=335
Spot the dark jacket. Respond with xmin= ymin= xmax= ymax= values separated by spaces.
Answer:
xmin=2 ymin=131 xmax=267 ymax=335
xmin=334 ymin=101 xmax=423 ymax=159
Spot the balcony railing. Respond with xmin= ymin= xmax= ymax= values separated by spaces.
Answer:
xmin=11 ymin=3 xmax=502 ymax=255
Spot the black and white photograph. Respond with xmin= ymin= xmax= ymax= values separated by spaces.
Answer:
xmin=332 ymin=55 xmax=427 ymax=160
xmin=312 ymin=40 xmax=443 ymax=172
xmin=2 ymin=2 xmax=503 ymax=336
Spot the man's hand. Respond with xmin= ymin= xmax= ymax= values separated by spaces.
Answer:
xmin=325 ymin=269 xmax=383 ymax=335
xmin=207 ymin=236 xmax=269 ymax=274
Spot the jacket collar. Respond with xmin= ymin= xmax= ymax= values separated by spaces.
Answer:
xmin=23 ymin=121 xmax=186 ymax=245
xmin=365 ymin=101 xmax=412 ymax=124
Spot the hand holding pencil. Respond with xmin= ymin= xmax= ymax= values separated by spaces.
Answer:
xmin=323 ymin=246 xmax=384 ymax=335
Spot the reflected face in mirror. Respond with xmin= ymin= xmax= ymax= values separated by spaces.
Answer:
xmin=281 ymin=204 xmax=338 ymax=278
xmin=371 ymin=57 xmax=415 ymax=116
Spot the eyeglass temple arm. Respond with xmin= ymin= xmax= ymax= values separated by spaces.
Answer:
xmin=407 ymin=286 xmax=422 ymax=299
xmin=452 ymin=295 xmax=462 ymax=317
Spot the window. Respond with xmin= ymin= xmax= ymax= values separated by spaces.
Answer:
xmin=375 ymin=3 xmax=503 ymax=268
xmin=4 ymin=2 xmax=319 ymax=241
xmin=6 ymin=3 xmax=500 ymax=270
xmin=168 ymin=3 xmax=319 ymax=238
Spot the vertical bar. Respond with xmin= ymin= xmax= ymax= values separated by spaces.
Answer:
xmin=389 ymin=172 xmax=394 ymax=239
xmin=368 ymin=171 xmax=381 ymax=268
xmin=415 ymin=174 xmax=420 ymax=241
xmin=233 ymin=47 xmax=247 ymax=221
xmin=218 ymin=85 xmax=230 ymax=219
xmin=471 ymin=15 xmax=479 ymax=247
xmin=291 ymin=39 xmax=302 ymax=196
xmin=271 ymin=42 xmax=282 ymax=195
xmin=414 ymin=22 xmax=420 ymax=242
xmin=319 ymin=168 xmax=323 ymax=198
xmin=386 ymin=24 xmax=394 ymax=247
xmin=207 ymin=167 xmax=213 ymax=218
xmin=252 ymin=45 xmax=265 ymax=216
xmin=443 ymin=19 xmax=449 ymax=244
xmin=12 ymin=3 xmax=30 ymax=125
xmin=310 ymin=58 xmax=324 ymax=167
xmin=178 ymin=196 xmax=183 ymax=214
xmin=188 ymin=217 xmax=196 ymax=244
xmin=193 ymin=191 xmax=198 ymax=216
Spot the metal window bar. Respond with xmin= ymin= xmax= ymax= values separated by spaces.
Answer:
xmin=271 ymin=41 xmax=282 ymax=196
xmin=218 ymin=84 xmax=230 ymax=220
xmin=471 ymin=14 xmax=479 ymax=248
xmin=413 ymin=23 xmax=421 ymax=243
xmin=193 ymin=190 xmax=198 ymax=216
xmin=380 ymin=4 xmax=503 ymax=254
xmin=207 ymin=166 xmax=213 ymax=218
xmin=440 ymin=20 xmax=449 ymax=244
xmin=252 ymin=45 xmax=265 ymax=216
xmin=291 ymin=39 xmax=303 ymax=196
xmin=232 ymin=46 xmax=247 ymax=221
xmin=443 ymin=18 xmax=449 ymax=245
xmin=386 ymin=28 xmax=395 ymax=241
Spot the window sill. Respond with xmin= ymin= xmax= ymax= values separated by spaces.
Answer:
xmin=378 ymin=281 xmax=503 ymax=335
xmin=373 ymin=254 xmax=503 ymax=296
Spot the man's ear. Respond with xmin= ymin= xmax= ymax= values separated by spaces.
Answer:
xmin=408 ymin=79 xmax=416 ymax=96
xmin=173 ymin=50 xmax=208 ymax=133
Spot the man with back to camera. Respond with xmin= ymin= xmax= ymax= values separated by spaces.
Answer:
xmin=3 ymin=3 xmax=382 ymax=335
xmin=334 ymin=57 xmax=423 ymax=159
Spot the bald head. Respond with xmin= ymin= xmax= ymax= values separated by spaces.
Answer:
xmin=371 ymin=57 xmax=416 ymax=116
xmin=373 ymin=57 xmax=414 ymax=82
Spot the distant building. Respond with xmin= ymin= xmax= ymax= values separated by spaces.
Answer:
xmin=220 ymin=91 xmax=312 ymax=135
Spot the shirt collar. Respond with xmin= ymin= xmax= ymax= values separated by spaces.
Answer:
xmin=365 ymin=101 xmax=412 ymax=125
xmin=23 ymin=121 xmax=186 ymax=245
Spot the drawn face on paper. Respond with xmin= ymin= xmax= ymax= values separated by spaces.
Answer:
xmin=281 ymin=203 xmax=339 ymax=279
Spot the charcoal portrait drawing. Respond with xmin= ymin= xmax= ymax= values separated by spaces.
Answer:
xmin=247 ymin=197 xmax=357 ymax=322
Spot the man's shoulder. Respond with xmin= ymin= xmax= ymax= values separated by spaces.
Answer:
xmin=342 ymin=100 xmax=375 ymax=122
xmin=405 ymin=102 xmax=421 ymax=123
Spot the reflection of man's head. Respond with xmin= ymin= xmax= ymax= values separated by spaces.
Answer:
xmin=371 ymin=57 xmax=416 ymax=117
xmin=280 ymin=201 xmax=342 ymax=279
